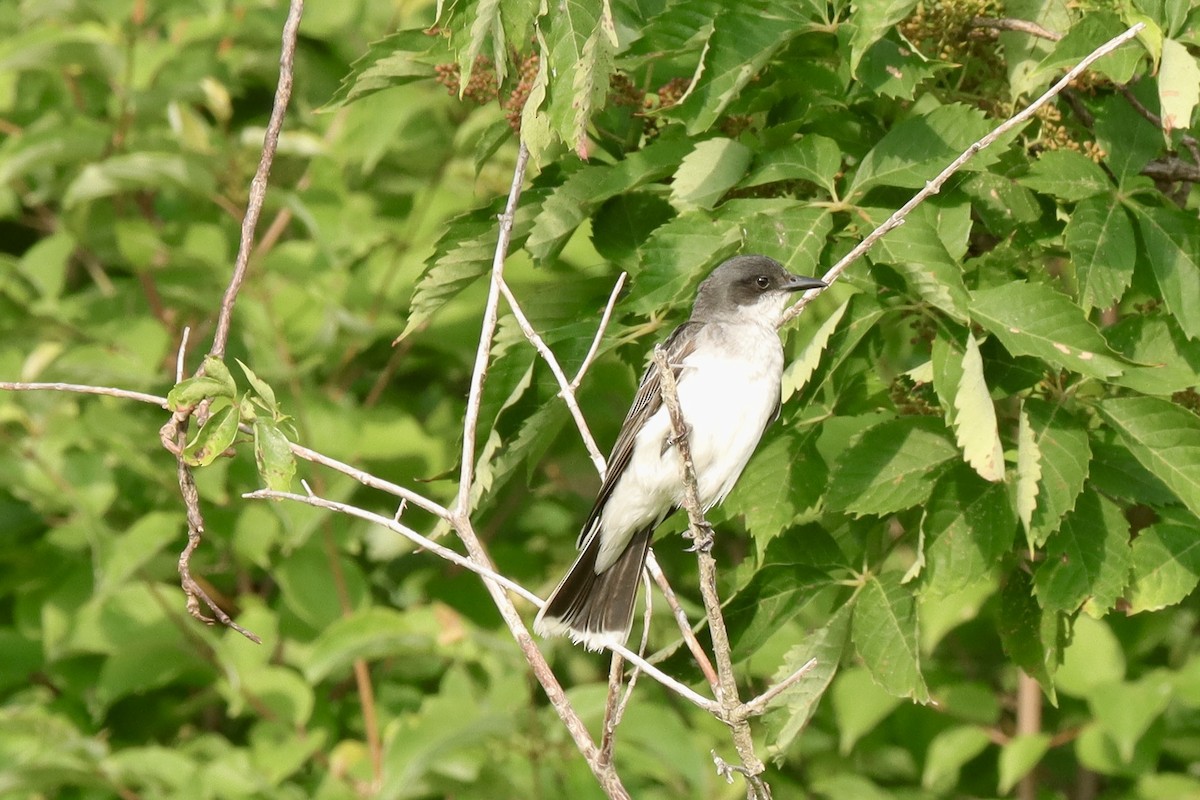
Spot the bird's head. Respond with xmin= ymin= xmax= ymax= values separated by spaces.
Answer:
xmin=691 ymin=255 xmax=825 ymax=324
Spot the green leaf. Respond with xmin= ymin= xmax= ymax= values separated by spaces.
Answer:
xmin=1097 ymin=395 xmax=1200 ymax=518
xmin=527 ymin=134 xmax=691 ymax=261
xmin=325 ymin=30 xmax=444 ymax=108
xmin=870 ymin=204 xmax=972 ymax=322
xmin=831 ymin=665 xmax=902 ymax=754
xmin=1057 ymin=615 xmax=1125 ymax=698
xmin=669 ymin=138 xmax=752 ymax=210
xmin=253 ymin=420 xmax=296 ymax=493
xmin=202 ymin=356 xmax=237 ymax=398
xmin=182 ymin=404 xmax=240 ymax=467
xmin=740 ymin=134 xmax=841 ymax=196
xmin=858 ymin=35 xmax=950 ymax=100
xmin=1034 ymin=491 xmax=1131 ymax=615
xmin=1128 ymin=513 xmax=1200 ymax=613
xmin=545 ymin=0 xmax=615 ymax=154
xmin=166 ymin=375 xmax=236 ymax=410
xmin=1159 ymin=38 xmax=1200 ymax=133
xmin=737 ymin=203 xmax=833 ymax=277
xmin=625 ymin=213 xmax=743 ymax=315
xmin=235 ymin=358 xmax=277 ymax=414
xmin=847 ymin=0 xmax=919 ymax=76
xmin=96 ymin=512 xmax=181 ymax=595
xmin=1065 ymin=196 xmax=1136 ymax=311
xmin=1090 ymin=676 xmax=1173 ymax=765
xmin=852 ymin=572 xmax=930 ymax=702
xmin=1132 ymin=205 xmax=1200 ymax=340
xmin=998 ymin=569 xmax=1063 ymax=700
xmin=724 ymin=431 xmax=806 ymax=552
xmin=1029 ymin=12 xmax=1142 ymax=86
xmin=63 ymin=152 xmax=215 ymax=208
xmin=998 ymin=733 xmax=1052 ymax=795
xmin=1015 ymin=402 xmax=1042 ymax=544
xmin=919 ymin=466 xmax=1016 ymax=598
xmin=849 ymin=103 xmax=993 ymax=196
xmin=764 ymin=601 xmax=851 ymax=754
xmin=305 ymin=607 xmax=437 ymax=683
xmin=952 ymin=332 xmax=1004 ymax=481
xmin=1093 ymin=93 xmax=1162 ymax=184
xmin=670 ymin=3 xmax=810 ymax=135
xmin=1024 ymin=398 xmax=1091 ymax=549
xmin=969 ymin=282 xmax=1125 ymax=379
xmin=922 ymin=726 xmax=991 ymax=793
xmin=453 ymin=0 xmax=505 ymax=91
xmin=827 ymin=416 xmax=959 ymax=517
xmin=782 ymin=297 xmax=850 ymax=402
xmin=1107 ymin=315 xmax=1200 ymax=395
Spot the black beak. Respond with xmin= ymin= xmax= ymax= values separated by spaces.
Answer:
xmin=783 ymin=274 xmax=826 ymax=292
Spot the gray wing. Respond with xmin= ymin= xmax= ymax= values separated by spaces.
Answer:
xmin=575 ymin=321 xmax=702 ymax=547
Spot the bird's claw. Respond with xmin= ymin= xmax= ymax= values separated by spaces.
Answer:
xmin=664 ymin=423 xmax=692 ymax=450
xmin=684 ymin=522 xmax=715 ymax=553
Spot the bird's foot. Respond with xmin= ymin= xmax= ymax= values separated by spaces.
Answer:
xmin=664 ymin=423 xmax=692 ymax=452
xmin=684 ymin=521 xmax=715 ymax=553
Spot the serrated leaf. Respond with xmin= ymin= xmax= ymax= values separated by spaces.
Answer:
xmin=166 ymin=375 xmax=234 ymax=411
xmin=253 ymin=420 xmax=296 ymax=492
xmin=847 ymin=0 xmax=918 ymax=76
xmin=1107 ymin=315 xmax=1200 ymax=396
xmin=670 ymin=138 xmax=752 ymax=210
xmin=235 ymin=358 xmax=277 ymax=414
xmin=1093 ymin=93 xmax=1162 ymax=184
xmin=668 ymin=3 xmax=809 ymax=135
xmin=544 ymin=0 xmax=613 ymax=154
xmin=1097 ymin=396 xmax=1200 ymax=518
xmin=782 ymin=297 xmax=849 ymax=402
xmin=969 ymin=282 xmax=1125 ymax=378
xmin=1028 ymin=12 xmax=1141 ymax=86
xmin=953 ymin=332 xmax=1004 ymax=481
xmin=1034 ymin=492 xmax=1131 ymax=615
xmin=325 ymin=30 xmax=444 ymax=109
xmin=1024 ymin=399 xmax=1090 ymax=549
xmin=1160 ymin=38 xmax=1200 ymax=133
xmin=764 ymin=602 xmax=852 ymax=754
xmin=740 ymin=134 xmax=841 ymax=196
xmin=723 ymin=563 xmax=835 ymax=661
xmin=1088 ymin=440 xmax=1177 ymax=507
xmin=827 ymin=416 xmax=959 ymax=517
xmin=456 ymin=0 xmax=505 ymax=92
xmin=998 ymin=733 xmax=1052 ymax=795
xmin=1132 ymin=205 xmax=1200 ymax=341
xmin=849 ymin=104 xmax=993 ymax=197
xmin=870 ymin=204 xmax=971 ymax=322
xmin=1090 ymin=676 xmax=1173 ymax=765
xmin=183 ymin=404 xmax=240 ymax=467
xmin=852 ymin=572 xmax=929 ymax=702
xmin=1016 ymin=402 xmax=1042 ymax=546
xmin=998 ymin=570 xmax=1063 ymax=701
xmin=1128 ymin=514 xmax=1200 ymax=613
xmin=736 ymin=203 xmax=832 ymax=278
xmin=520 ymin=26 xmax=555 ymax=162
xmin=858 ymin=35 xmax=950 ymax=100
xmin=920 ymin=466 xmax=1016 ymax=597
xmin=527 ymin=134 xmax=691 ymax=261
xmin=1065 ymin=196 xmax=1136 ymax=312
xmin=724 ymin=432 xmax=803 ymax=552
xmin=625 ymin=213 xmax=742 ymax=315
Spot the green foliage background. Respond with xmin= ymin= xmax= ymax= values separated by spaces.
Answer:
xmin=3 ymin=0 xmax=1200 ymax=798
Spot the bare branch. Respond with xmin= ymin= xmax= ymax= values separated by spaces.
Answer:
xmin=970 ymin=16 xmax=1061 ymax=41
xmin=0 ymin=382 xmax=167 ymax=408
xmin=738 ymin=658 xmax=818 ymax=719
xmin=651 ymin=347 xmax=770 ymax=799
xmin=777 ymin=23 xmax=1146 ymax=329
xmin=455 ymin=141 xmax=531 ymax=514
xmin=210 ymin=0 xmax=304 ymax=359
xmin=499 ymin=278 xmax=607 ymax=474
xmin=572 ymin=272 xmax=627 ymax=390
xmin=244 ymin=488 xmax=543 ymax=606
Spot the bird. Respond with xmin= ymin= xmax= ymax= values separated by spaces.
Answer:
xmin=533 ymin=255 xmax=826 ymax=650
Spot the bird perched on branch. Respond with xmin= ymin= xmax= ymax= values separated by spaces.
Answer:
xmin=534 ymin=255 xmax=825 ymax=650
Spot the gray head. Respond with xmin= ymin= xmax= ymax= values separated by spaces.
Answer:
xmin=691 ymin=255 xmax=825 ymax=323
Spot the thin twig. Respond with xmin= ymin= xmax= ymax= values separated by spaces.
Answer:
xmin=646 ymin=550 xmax=720 ymax=694
xmin=499 ymin=278 xmax=607 ymax=474
xmin=969 ymin=16 xmax=1060 ymax=41
xmin=651 ymin=347 xmax=770 ymax=799
xmin=738 ymin=658 xmax=818 ymax=719
xmin=1118 ymin=85 xmax=1200 ymax=165
xmin=244 ymin=488 xmax=543 ymax=605
xmin=600 ymin=652 xmax=626 ymax=765
xmin=454 ymin=142 xmax=531 ymax=515
xmin=571 ymin=272 xmax=627 ymax=390
xmin=175 ymin=327 xmax=191 ymax=383
xmin=777 ymin=22 xmax=1146 ymax=329
xmin=209 ymin=0 xmax=304 ymax=359
xmin=0 ymin=382 xmax=168 ymax=408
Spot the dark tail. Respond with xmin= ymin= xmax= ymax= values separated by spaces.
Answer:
xmin=533 ymin=527 xmax=653 ymax=651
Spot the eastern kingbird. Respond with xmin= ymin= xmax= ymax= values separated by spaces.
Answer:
xmin=534 ymin=255 xmax=826 ymax=650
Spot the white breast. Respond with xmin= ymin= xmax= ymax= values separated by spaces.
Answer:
xmin=594 ymin=322 xmax=783 ymax=571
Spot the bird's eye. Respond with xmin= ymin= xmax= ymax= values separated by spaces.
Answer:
xmin=754 ymin=276 xmax=770 ymax=289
